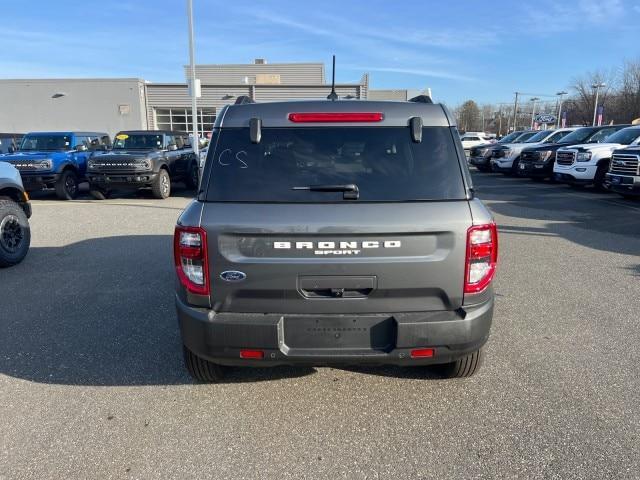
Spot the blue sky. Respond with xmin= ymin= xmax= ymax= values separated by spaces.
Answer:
xmin=1 ymin=0 xmax=639 ymax=105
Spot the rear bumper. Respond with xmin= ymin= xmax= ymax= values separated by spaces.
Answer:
xmin=176 ymin=294 xmax=494 ymax=367
xmin=606 ymin=173 xmax=640 ymax=196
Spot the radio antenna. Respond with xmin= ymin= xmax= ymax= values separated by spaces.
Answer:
xmin=327 ymin=55 xmax=338 ymax=101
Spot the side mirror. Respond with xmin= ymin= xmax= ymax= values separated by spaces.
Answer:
xmin=8 ymin=146 xmax=16 ymax=153
xmin=75 ymin=144 xmax=88 ymax=152
xmin=167 ymin=144 xmax=178 ymax=151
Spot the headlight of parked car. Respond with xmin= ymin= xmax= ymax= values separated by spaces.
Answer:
xmin=136 ymin=160 xmax=152 ymax=170
xmin=576 ymin=152 xmax=592 ymax=162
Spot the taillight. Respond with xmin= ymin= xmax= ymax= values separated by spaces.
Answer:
xmin=288 ymin=112 xmax=383 ymax=123
xmin=174 ymin=225 xmax=209 ymax=295
xmin=464 ymin=223 xmax=498 ymax=294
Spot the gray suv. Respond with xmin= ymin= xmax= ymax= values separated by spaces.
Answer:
xmin=174 ymin=98 xmax=498 ymax=382
xmin=0 ymin=162 xmax=32 ymax=267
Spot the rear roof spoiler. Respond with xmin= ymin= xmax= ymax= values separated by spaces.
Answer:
xmin=409 ymin=95 xmax=433 ymax=104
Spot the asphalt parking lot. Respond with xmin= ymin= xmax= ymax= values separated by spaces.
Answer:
xmin=1 ymin=175 xmax=639 ymax=480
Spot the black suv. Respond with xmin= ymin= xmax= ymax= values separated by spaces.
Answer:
xmin=87 ymin=130 xmax=198 ymax=199
xmin=174 ymin=98 xmax=498 ymax=382
xmin=519 ymin=125 xmax=629 ymax=180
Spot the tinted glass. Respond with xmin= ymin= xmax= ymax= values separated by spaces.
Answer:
xmin=559 ymin=128 xmax=595 ymax=144
xmin=587 ymin=127 xmax=619 ymax=143
xmin=205 ymin=127 xmax=465 ymax=202
xmin=20 ymin=135 xmax=71 ymax=151
xmin=524 ymin=131 xmax=553 ymax=143
xmin=498 ymin=131 xmax=520 ymax=143
xmin=113 ymin=134 xmax=163 ymax=150
xmin=513 ymin=131 xmax=537 ymax=143
xmin=546 ymin=131 xmax=571 ymax=143
xmin=602 ymin=128 xmax=640 ymax=145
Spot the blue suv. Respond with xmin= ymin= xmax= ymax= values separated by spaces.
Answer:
xmin=0 ymin=131 xmax=110 ymax=200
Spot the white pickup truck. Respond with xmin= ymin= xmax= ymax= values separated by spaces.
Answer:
xmin=553 ymin=126 xmax=640 ymax=189
xmin=490 ymin=128 xmax=575 ymax=175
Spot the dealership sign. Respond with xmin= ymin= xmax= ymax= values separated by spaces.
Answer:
xmin=535 ymin=114 xmax=557 ymax=124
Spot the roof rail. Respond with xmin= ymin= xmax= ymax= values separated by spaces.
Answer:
xmin=235 ymin=95 xmax=255 ymax=105
xmin=409 ymin=95 xmax=433 ymax=104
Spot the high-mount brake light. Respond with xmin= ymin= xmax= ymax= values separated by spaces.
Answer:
xmin=174 ymin=226 xmax=210 ymax=295
xmin=288 ymin=112 xmax=383 ymax=123
xmin=464 ymin=223 xmax=498 ymax=294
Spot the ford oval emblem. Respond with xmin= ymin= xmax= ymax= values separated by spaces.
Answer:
xmin=220 ymin=270 xmax=247 ymax=282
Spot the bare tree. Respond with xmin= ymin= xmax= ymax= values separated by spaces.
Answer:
xmin=456 ymin=100 xmax=481 ymax=132
xmin=570 ymin=69 xmax=617 ymax=124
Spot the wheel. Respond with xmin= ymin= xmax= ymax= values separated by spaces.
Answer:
xmin=183 ymin=345 xmax=225 ymax=382
xmin=0 ymin=199 xmax=31 ymax=267
xmin=55 ymin=170 xmax=79 ymax=200
xmin=594 ymin=163 xmax=609 ymax=191
xmin=89 ymin=187 xmax=110 ymax=200
xmin=151 ymin=169 xmax=171 ymax=199
xmin=184 ymin=162 xmax=199 ymax=190
xmin=437 ymin=348 xmax=484 ymax=378
xmin=476 ymin=165 xmax=490 ymax=173
xmin=509 ymin=157 xmax=521 ymax=176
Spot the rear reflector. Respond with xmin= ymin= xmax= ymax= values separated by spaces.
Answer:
xmin=464 ymin=223 xmax=498 ymax=294
xmin=288 ymin=112 xmax=383 ymax=123
xmin=240 ymin=349 xmax=264 ymax=359
xmin=410 ymin=348 xmax=435 ymax=358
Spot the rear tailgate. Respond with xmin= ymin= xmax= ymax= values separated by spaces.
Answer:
xmin=203 ymin=202 xmax=471 ymax=314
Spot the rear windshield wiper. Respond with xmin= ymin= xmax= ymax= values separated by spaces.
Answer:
xmin=292 ymin=184 xmax=359 ymax=200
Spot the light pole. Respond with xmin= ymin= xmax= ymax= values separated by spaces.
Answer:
xmin=186 ymin=0 xmax=199 ymax=156
xmin=510 ymin=92 xmax=519 ymax=132
xmin=556 ymin=91 xmax=567 ymax=128
xmin=529 ymin=97 xmax=540 ymax=129
xmin=591 ymin=82 xmax=605 ymax=127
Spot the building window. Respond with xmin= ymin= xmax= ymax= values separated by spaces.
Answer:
xmin=155 ymin=108 xmax=215 ymax=136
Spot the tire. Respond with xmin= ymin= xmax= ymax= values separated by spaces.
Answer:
xmin=184 ymin=162 xmax=199 ymax=190
xmin=476 ymin=165 xmax=490 ymax=173
xmin=0 ymin=199 xmax=31 ymax=268
xmin=55 ymin=169 xmax=79 ymax=200
xmin=437 ymin=348 xmax=484 ymax=378
xmin=509 ymin=157 xmax=521 ymax=176
xmin=183 ymin=345 xmax=225 ymax=383
xmin=151 ymin=169 xmax=171 ymax=199
xmin=531 ymin=176 xmax=545 ymax=182
xmin=89 ymin=187 xmax=110 ymax=200
xmin=594 ymin=163 xmax=609 ymax=191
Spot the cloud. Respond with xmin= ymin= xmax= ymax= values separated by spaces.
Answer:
xmin=520 ymin=0 xmax=624 ymax=33
xmin=349 ymin=66 xmax=476 ymax=82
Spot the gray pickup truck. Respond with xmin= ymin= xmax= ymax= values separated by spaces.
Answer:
xmin=0 ymin=162 xmax=31 ymax=267
xmin=174 ymin=98 xmax=498 ymax=382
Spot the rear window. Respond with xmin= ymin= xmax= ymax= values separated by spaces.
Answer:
xmin=204 ymin=127 xmax=465 ymax=202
